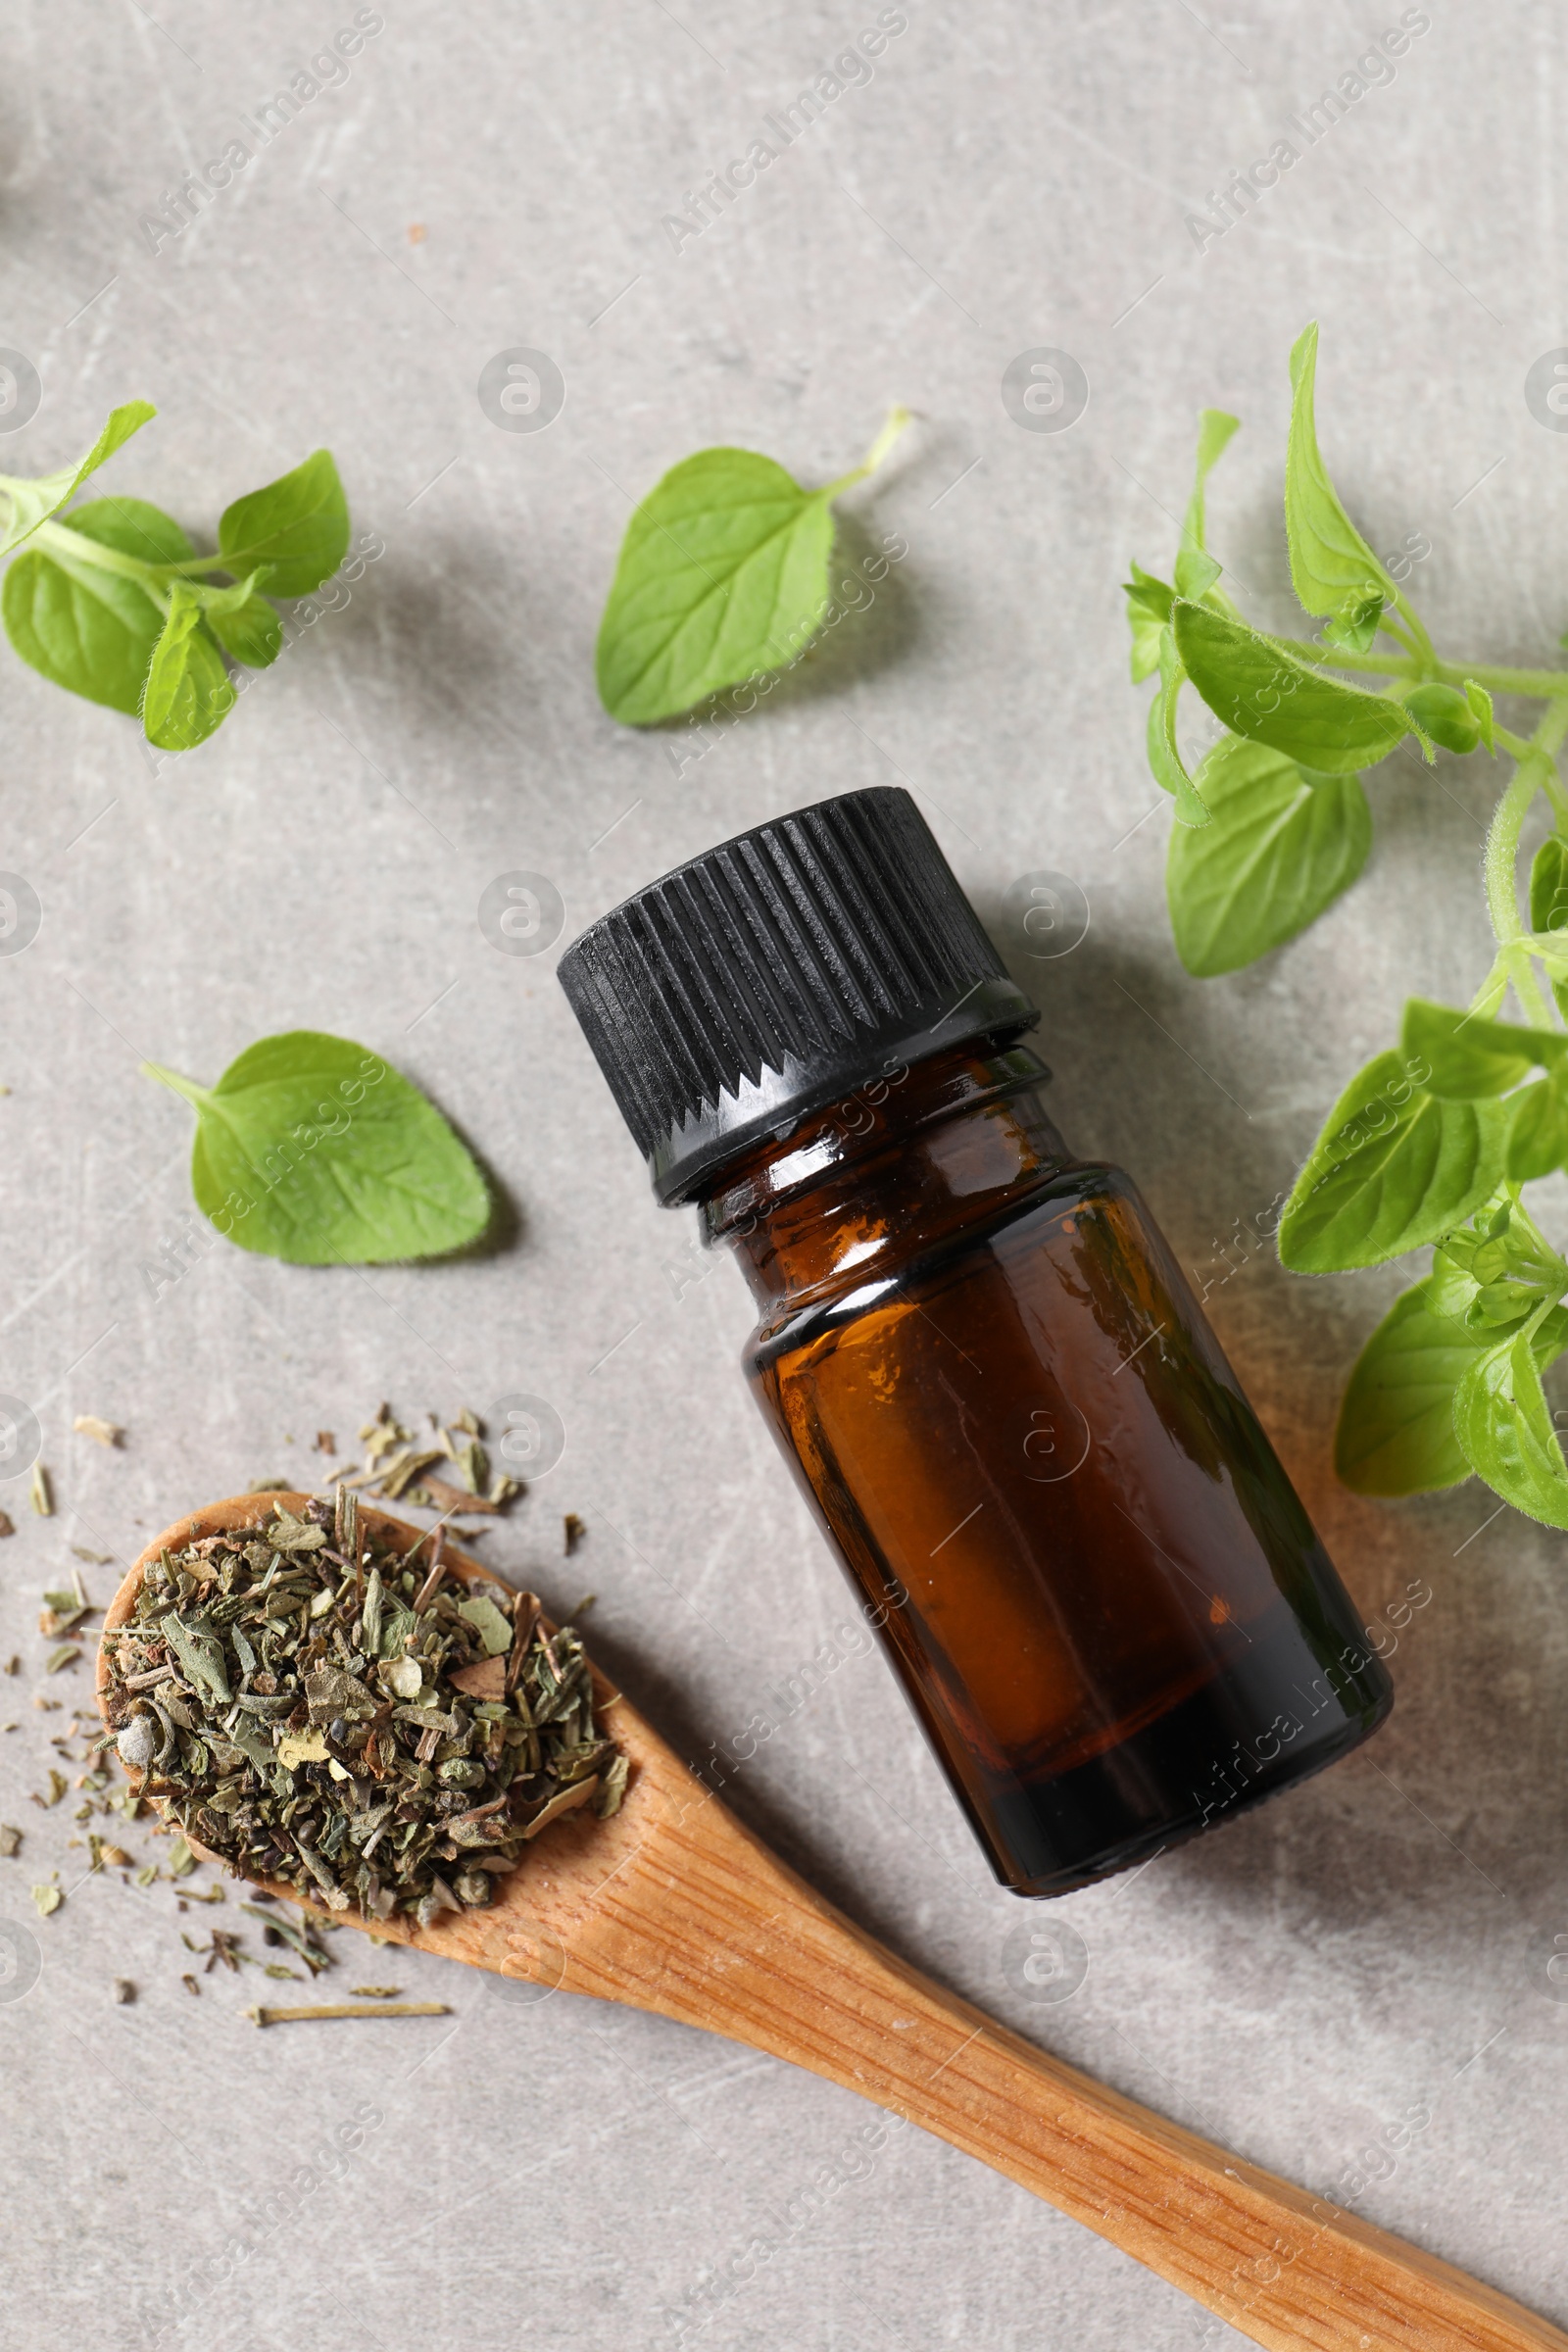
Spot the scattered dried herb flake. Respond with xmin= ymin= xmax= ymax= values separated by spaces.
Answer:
xmin=247 ymin=1999 xmax=448 ymax=2027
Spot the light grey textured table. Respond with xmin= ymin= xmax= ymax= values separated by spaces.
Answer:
xmin=2 ymin=5 xmax=1566 ymax=2347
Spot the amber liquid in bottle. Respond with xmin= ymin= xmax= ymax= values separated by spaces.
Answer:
xmin=705 ymin=1044 xmax=1393 ymax=1896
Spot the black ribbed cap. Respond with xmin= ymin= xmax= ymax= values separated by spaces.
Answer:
xmin=558 ymin=787 xmax=1038 ymax=1204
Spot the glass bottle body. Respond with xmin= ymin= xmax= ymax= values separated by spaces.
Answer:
xmin=707 ymin=1047 xmax=1393 ymax=1896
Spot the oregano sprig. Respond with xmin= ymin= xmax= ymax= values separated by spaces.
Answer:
xmin=1127 ymin=323 xmax=1568 ymax=1531
xmin=0 ymin=404 xmax=349 ymax=751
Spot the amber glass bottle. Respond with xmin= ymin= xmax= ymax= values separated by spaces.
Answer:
xmin=560 ymin=787 xmax=1392 ymax=1895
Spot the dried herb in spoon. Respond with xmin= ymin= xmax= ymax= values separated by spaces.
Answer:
xmin=100 ymin=1495 xmax=628 ymax=1931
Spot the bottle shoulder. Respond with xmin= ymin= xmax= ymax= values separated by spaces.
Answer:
xmin=745 ymin=1156 xmax=1132 ymax=1367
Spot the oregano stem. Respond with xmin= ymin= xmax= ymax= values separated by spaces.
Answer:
xmin=139 ymin=1061 xmax=211 ymax=1108
xmin=32 ymin=518 xmax=168 ymax=591
xmin=1279 ymin=636 xmax=1568 ymax=702
xmin=823 ymin=405 xmax=912 ymax=502
xmin=148 ymin=542 xmax=282 ymax=578
xmin=1436 ymin=659 xmax=1568 ymax=698
xmin=1492 ymin=723 xmax=1568 ymax=830
xmin=32 ymin=517 xmax=239 ymax=591
xmin=1387 ymin=587 xmax=1437 ymax=671
xmin=1278 ymin=636 xmax=1418 ymax=678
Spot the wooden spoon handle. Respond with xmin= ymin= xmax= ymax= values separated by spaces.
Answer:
xmin=535 ymin=1774 xmax=1566 ymax=2352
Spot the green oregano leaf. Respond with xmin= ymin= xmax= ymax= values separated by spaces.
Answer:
xmin=1172 ymin=599 xmax=1418 ymax=774
xmin=1 ymin=497 xmax=186 ymax=715
xmin=1336 ymin=1274 xmax=1496 ymax=1495
xmin=0 ymin=400 xmax=157 ymax=559
xmin=1508 ymin=1075 xmax=1568 ymax=1183
xmin=1400 ymin=999 xmax=1565 ymax=1101
xmin=197 ymin=570 xmax=282 ymax=667
xmin=1145 ymin=680 xmax=1180 ymax=794
xmin=1529 ymin=836 xmax=1568 ymax=1022
xmin=1166 ymin=737 xmax=1370 ymax=976
xmin=1463 ymin=678 xmax=1495 ymax=754
xmin=1123 ymin=563 xmax=1171 ymax=683
xmin=1339 ymin=1273 xmax=1568 ymax=1496
xmin=1322 ymin=588 xmax=1385 ymax=654
xmin=596 ymin=409 xmax=908 ymax=724
xmin=1172 ymin=408 xmax=1239 ymax=601
xmin=1403 ymin=682 xmax=1481 ymax=756
xmin=1436 ymin=1198 xmax=1568 ymax=1335
xmin=1530 ymin=836 xmax=1568 ymax=937
xmin=65 ymin=495 xmax=194 ymax=569
xmin=141 ymin=1031 xmax=490 ymax=1265
xmin=1278 ymin=1050 xmax=1508 ymax=1274
xmin=1151 ymin=629 xmax=1209 ymax=827
xmin=141 ymin=583 xmax=234 ymax=752
xmin=217 ymin=449 xmax=349 ymax=598
xmin=1283 ymin=321 xmax=1397 ymax=621
xmin=1453 ymin=1322 xmax=1568 ymax=1531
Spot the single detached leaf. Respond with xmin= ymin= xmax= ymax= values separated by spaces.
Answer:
xmin=1166 ymin=738 xmax=1370 ymax=977
xmin=0 ymin=400 xmax=156 ymax=559
xmin=1123 ymin=563 xmax=1171 ymax=682
xmin=217 ymin=450 xmax=349 ymax=599
xmin=596 ymin=426 xmax=901 ymax=723
xmin=141 ymin=582 xmax=235 ymax=752
xmin=1278 ymin=1050 xmax=1508 ymax=1273
xmin=457 ymin=1594 xmax=513 ymax=1655
xmin=199 ymin=570 xmax=282 ymax=667
xmin=1283 ymin=322 xmax=1396 ymax=620
xmin=141 ymin=1030 xmax=490 ymax=1264
xmin=1453 ymin=1325 xmax=1568 ymax=1531
xmin=1172 ymin=600 xmax=1414 ymax=774
xmin=1173 ymin=408 xmax=1239 ymax=601
xmin=1 ymin=497 xmax=188 ymax=714
xmin=1400 ymin=999 xmax=1564 ymax=1102
xmin=1336 ymin=1277 xmax=1495 ymax=1495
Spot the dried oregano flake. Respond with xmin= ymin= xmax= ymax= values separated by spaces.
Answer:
xmin=101 ymin=1497 xmax=628 ymax=1931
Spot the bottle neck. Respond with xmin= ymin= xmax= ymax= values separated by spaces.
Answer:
xmin=699 ymin=1043 xmax=1070 ymax=1314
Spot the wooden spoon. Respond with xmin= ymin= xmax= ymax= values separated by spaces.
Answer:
xmin=99 ymin=1496 xmax=1565 ymax=2352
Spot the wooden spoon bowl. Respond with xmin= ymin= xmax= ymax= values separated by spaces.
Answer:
xmin=99 ymin=1495 xmax=1566 ymax=2352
